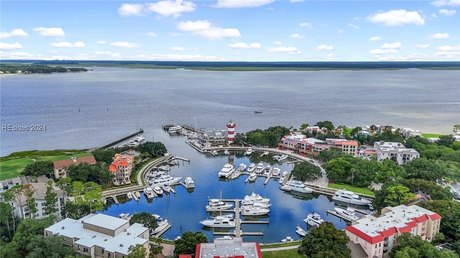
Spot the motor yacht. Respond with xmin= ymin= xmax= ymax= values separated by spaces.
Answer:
xmin=334 ymin=207 xmax=359 ymax=221
xmin=272 ymin=167 xmax=281 ymax=176
xmin=303 ymin=213 xmax=325 ymax=227
xmin=143 ymin=187 xmax=156 ymax=199
xmin=244 ymin=192 xmax=270 ymax=203
xmin=241 ymin=205 xmax=270 ymax=216
xmin=184 ymin=177 xmax=194 ymax=188
xmin=218 ymin=164 xmax=235 ymax=178
xmin=247 ymin=163 xmax=256 ymax=172
xmin=296 ymin=226 xmax=307 ymax=237
xmin=244 ymin=148 xmax=253 ymax=155
xmin=238 ymin=163 xmax=247 ymax=172
xmin=153 ymin=186 xmax=164 ymax=195
xmin=332 ymin=190 xmax=372 ymax=206
xmin=151 ymin=219 xmax=170 ymax=235
xmin=284 ymin=180 xmax=314 ymax=194
xmin=255 ymin=163 xmax=265 ymax=174
xmin=200 ymin=217 xmax=235 ymax=228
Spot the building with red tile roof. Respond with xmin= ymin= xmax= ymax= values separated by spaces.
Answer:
xmin=345 ymin=204 xmax=441 ymax=258
xmin=53 ymin=156 xmax=97 ymax=178
xmin=109 ymin=154 xmax=134 ymax=185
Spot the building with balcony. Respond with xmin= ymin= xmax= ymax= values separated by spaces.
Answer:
xmin=374 ymin=142 xmax=420 ymax=165
xmin=53 ymin=156 xmax=97 ymax=179
xmin=45 ymin=213 xmax=150 ymax=258
xmin=345 ymin=204 xmax=441 ymax=258
xmin=109 ymin=154 xmax=134 ymax=185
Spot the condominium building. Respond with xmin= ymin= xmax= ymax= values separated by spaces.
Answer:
xmin=45 ymin=213 xmax=150 ymax=258
xmin=9 ymin=182 xmax=64 ymax=219
xmin=374 ymin=141 xmax=420 ymax=165
xmin=194 ymin=237 xmax=262 ymax=258
xmin=346 ymin=205 xmax=441 ymax=258
xmin=326 ymin=139 xmax=360 ymax=156
xmin=109 ymin=154 xmax=134 ymax=185
xmin=401 ymin=128 xmax=423 ymax=138
xmin=53 ymin=156 xmax=97 ymax=178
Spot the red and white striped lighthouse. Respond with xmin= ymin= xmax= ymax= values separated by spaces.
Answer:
xmin=226 ymin=120 xmax=236 ymax=144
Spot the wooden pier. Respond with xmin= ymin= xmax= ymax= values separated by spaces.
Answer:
xmin=152 ymin=224 xmax=172 ymax=237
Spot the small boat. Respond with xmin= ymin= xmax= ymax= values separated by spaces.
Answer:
xmin=263 ymin=165 xmax=272 ymax=177
xmin=134 ymin=191 xmax=141 ymax=198
xmin=224 ymin=149 xmax=230 ymax=155
xmin=244 ymin=193 xmax=270 ymax=203
xmin=215 ymin=236 xmax=233 ymax=240
xmin=334 ymin=207 xmax=359 ymax=221
xmin=276 ymin=155 xmax=288 ymax=162
xmin=247 ymin=163 xmax=256 ymax=172
xmin=212 ymin=214 xmax=234 ymax=220
xmin=218 ymin=164 xmax=235 ymax=178
xmin=153 ymin=186 xmax=164 ymax=195
xmin=304 ymin=213 xmax=325 ymax=227
xmin=296 ymin=226 xmax=307 ymax=237
xmin=151 ymin=219 xmax=170 ymax=235
xmin=254 ymin=110 xmax=263 ymax=114
xmin=127 ymin=192 xmax=133 ymax=199
xmin=245 ymin=148 xmax=253 ymax=156
xmin=284 ymin=180 xmax=314 ymax=194
xmin=248 ymin=172 xmax=257 ymax=182
xmin=211 ymin=150 xmax=218 ymax=156
xmin=255 ymin=163 xmax=265 ymax=174
xmin=332 ymin=190 xmax=372 ymax=206
xmin=200 ymin=217 xmax=235 ymax=228
xmin=184 ymin=177 xmax=195 ymax=188
xmin=261 ymin=151 xmax=269 ymax=157
xmin=119 ymin=213 xmax=130 ymax=220
xmin=241 ymin=206 xmax=270 ymax=216
xmin=162 ymin=185 xmax=172 ymax=193
xmin=272 ymin=167 xmax=281 ymax=176
xmin=281 ymin=236 xmax=293 ymax=243
xmin=168 ymin=125 xmax=182 ymax=134
xmin=238 ymin=163 xmax=247 ymax=172
xmin=144 ymin=187 xmax=156 ymax=199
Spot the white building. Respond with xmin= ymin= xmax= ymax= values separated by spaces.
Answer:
xmin=401 ymin=128 xmax=422 ymax=138
xmin=9 ymin=182 xmax=64 ymax=219
xmin=45 ymin=213 xmax=150 ymax=258
xmin=374 ymin=141 xmax=420 ymax=165
xmin=346 ymin=205 xmax=441 ymax=258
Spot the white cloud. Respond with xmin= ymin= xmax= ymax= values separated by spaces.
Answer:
xmin=430 ymin=33 xmax=451 ymax=39
xmin=290 ymin=33 xmax=304 ymax=39
xmin=177 ymin=20 xmax=240 ymax=39
xmin=0 ymin=42 xmax=22 ymax=50
xmin=118 ymin=3 xmax=145 ymax=16
xmin=326 ymin=53 xmax=336 ymax=60
xmin=268 ymin=46 xmax=301 ymax=54
xmin=370 ymin=48 xmax=397 ymax=55
xmin=347 ymin=23 xmax=360 ymax=29
xmin=34 ymin=27 xmax=65 ymax=37
xmin=0 ymin=29 xmax=28 ymax=39
xmin=416 ymin=44 xmax=430 ymax=49
xmin=147 ymin=0 xmax=195 ymax=17
xmin=439 ymin=9 xmax=457 ymax=16
xmin=228 ymin=42 xmax=261 ymax=48
xmin=367 ymin=9 xmax=425 ymax=26
xmin=273 ymin=41 xmax=282 ymax=45
xmin=299 ymin=22 xmax=313 ymax=28
xmin=316 ymin=44 xmax=334 ymax=51
xmin=438 ymin=45 xmax=460 ymax=51
xmin=51 ymin=41 xmax=85 ymax=48
xmin=381 ymin=42 xmax=401 ymax=49
xmin=94 ymin=51 xmax=122 ymax=58
xmin=431 ymin=0 xmax=460 ymax=7
xmin=436 ymin=45 xmax=460 ymax=58
xmin=147 ymin=32 xmax=158 ymax=37
xmin=290 ymin=0 xmax=303 ymax=3
xmin=215 ymin=0 xmax=275 ymax=8
xmin=97 ymin=40 xmax=106 ymax=44
xmin=171 ymin=46 xmax=185 ymax=51
xmin=369 ymin=36 xmax=381 ymax=41
xmin=110 ymin=41 xmax=139 ymax=48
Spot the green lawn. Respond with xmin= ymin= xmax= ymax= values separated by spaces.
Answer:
xmin=422 ymin=133 xmax=442 ymax=139
xmin=0 ymin=150 xmax=91 ymax=180
xmin=262 ymin=249 xmax=303 ymax=258
xmin=260 ymin=241 xmax=301 ymax=249
xmin=328 ymin=183 xmax=375 ymax=197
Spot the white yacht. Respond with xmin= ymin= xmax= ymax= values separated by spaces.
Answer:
xmin=245 ymin=148 xmax=253 ymax=155
xmin=144 ymin=187 xmax=156 ymax=199
xmin=244 ymin=192 xmax=270 ymax=203
xmin=200 ymin=217 xmax=235 ymax=228
xmin=168 ymin=125 xmax=182 ymax=134
xmin=334 ymin=207 xmax=359 ymax=221
xmin=241 ymin=200 xmax=271 ymax=208
xmin=119 ymin=213 xmax=130 ymax=220
xmin=211 ymin=150 xmax=218 ymax=156
xmin=332 ymin=190 xmax=372 ymax=206
xmin=206 ymin=199 xmax=233 ymax=211
xmin=261 ymin=151 xmax=269 ymax=156
xmin=133 ymin=135 xmax=145 ymax=143
xmin=151 ymin=219 xmax=170 ymax=235
xmin=153 ymin=186 xmax=164 ymax=195
xmin=276 ymin=155 xmax=288 ymax=162
xmin=184 ymin=177 xmax=195 ymax=188
xmin=238 ymin=163 xmax=247 ymax=172
xmin=248 ymin=172 xmax=257 ymax=182
xmin=224 ymin=149 xmax=230 ymax=155
xmin=241 ymin=206 xmax=270 ymax=216
xmin=280 ymin=184 xmax=292 ymax=191
xmin=284 ymin=180 xmax=314 ymax=194
xmin=151 ymin=175 xmax=181 ymax=186
xmin=263 ymin=165 xmax=272 ymax=177
xmin=296 ymin=226 xmax=307 ymax=237
xmin=272 ymin=167 xmax=281 ymax=176
xmin=218 ymin=164 xmax=235 ymax=178
xmin=255 ymin=163 xmax=265 ymax=174
xmin=304 ymin=213 xmax=325 ymax=227
xmin=281 ymin=236 xmax=293 ymax=243
xmin=247 ymin=163 xmax=256 ymax=172
xmin=162 ymin=185 xmax=172 ymax=193
xmin=127 ymin=192 xmax=133 ymax=199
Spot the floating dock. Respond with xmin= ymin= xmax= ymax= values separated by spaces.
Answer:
xmin=152 ymin=223 xmax=172 ymax=237
xmin=327 ymin=210 xmax=355 ymax=222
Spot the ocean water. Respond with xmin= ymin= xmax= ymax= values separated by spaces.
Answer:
xmin=1 ymin=67 xmax=460 ymax=155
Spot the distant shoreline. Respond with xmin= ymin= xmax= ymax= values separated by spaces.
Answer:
xmin=2 ymin=60 xmax=460 ymax=72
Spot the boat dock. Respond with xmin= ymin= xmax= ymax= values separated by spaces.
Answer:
xmin=327 ymin=210 xmax=354 ymax=222
xmin=152 ymin=223 xmax=172 ymax=238
xmin=100 ymin=129 xmax=144 ymax=149
xmin=303 ymin=183 xmax=375 ymax=199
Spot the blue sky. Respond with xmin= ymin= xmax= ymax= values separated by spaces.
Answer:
xmin=1 ymin=0 xmax=459 ymax=61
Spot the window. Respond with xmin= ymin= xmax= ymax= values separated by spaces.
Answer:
xmin=83 ymin=247 xmax=88 ymax=252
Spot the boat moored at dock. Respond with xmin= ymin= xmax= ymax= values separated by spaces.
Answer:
xmin=153 ymin=186 xmax=164 ymax=195
xmin=255 ymin=162 xmax=265 ymax=174
xmin=184 ymin=177 xmax=195 ymax=188
xmin=284 ymin=180 xmax=314 ymax=194
xmin=218 ymin=164 xmax=235 ymax=178
xmin=244 ymin=148 xmax=253 ymax=155
xmin=247 ymin=163 xmax=256 ymax=172
xmin=206 ymin=199 xmax=233 ymax=211
xmin=200 ymin=216 xmax=236 ymax=228
xmin=304 ymin=212 xmax=325 ymax=227
xmin=334 ymin=207 xmax=359 ymax=221
xmin=143 ymin=187 xmax=156 ymax=199
xmin=332 ymin=190 xmax=372 ymax=206
xmin=295 ymin=226 xmax=307 ymax=237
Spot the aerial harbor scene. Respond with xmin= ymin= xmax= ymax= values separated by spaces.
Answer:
xmin=1 ymin=1 xmax=460 ymax=258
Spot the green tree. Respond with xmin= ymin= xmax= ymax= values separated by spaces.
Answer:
xmin=21 ymin=161 xmax=53 ymax=177
xmin=402 ymin=179 xmax=452 ymax=200
xmin=83 ymin=182 xmax=104 ymax=213
xmin=26 ymin=235 xmax=75 ymax=258
xmin=373 ymin=184 xmax=415 ymax=211
xmin=292 ymin=161 xmax=322 ymax=181
xmin=317 ymin=148 xmax=347 ymax=162
xmin=130 ymin=212 xmax=158 ymax=231
xmin=0 ymin=201 xmax=15 ymax=240
xmin=66 ymin=163 xmax=113 ymax=187
xmin=300 ymin=123 xmax=310 ymax=130
xmin=390 ymin=234 xmax=458 ymax=258
xmin=126 ymin=244 xmax=147 ymax=258
xmin=298 ymin=222 xmax=351 ymax=258
xmin=7 ymin=217 xmax=53 ymax=257
xmin=44 ymin=181 xmax=58 ymax=216
xmin=138 ymin=141 xmax=167 ymax=158
xmin=315 ymin=121 xmax=335 ymax=131
xmin=6 ymin=185 xmax=28 ymax=219
xmin=403 ymin=158 xmax=448 ymax=181
xmin=56 ymin=177 xmax=71 ymax=217
xmin=324 ymin=157 xmax=353 ymax=184
xmin=24 ymin=184 xmax=37 ymax=218
xmin=174 ymin=231 xmax=207 ymax=257
xmin=419 ymin=200 xmax=460 ymax=241
xmin=92 ymin=148 xmax=116 ymax=164
xmin=64 ymin=202 xmax=90 ymax=219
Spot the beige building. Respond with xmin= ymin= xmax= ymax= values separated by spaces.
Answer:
xmin=346 ymin=205 xmax=441 ymax=258
xmin=109 ymin=154 xmax=134 ymax=185
xmin=53 ymin=156 xmax=97 ymax=178
xmin=45 ymin=213 xmax=150 ymax=258
xmin=374 ymin=142 xmax=419 ymax=165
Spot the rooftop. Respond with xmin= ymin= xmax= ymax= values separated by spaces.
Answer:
xmin=53 ymin=155 xmax=96 ymax=170
xmin=196 ymin=238 xmax=261 ymax=258
xmin=83 ymin=213 xmax=128 ymax=231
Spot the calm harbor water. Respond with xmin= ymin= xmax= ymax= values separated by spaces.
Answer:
xmin=1 ymin=67 xmax=460 ymax=155
xmin=102 ymin=130 xmax=348 ymax=243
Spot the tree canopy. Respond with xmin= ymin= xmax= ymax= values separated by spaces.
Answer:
xmin=298 ymin=222 xmax=351 ymax=258
xmin=66 ymin=163 xmax=113 ymax=187
xmin=292 ymin=161 xmax=322 ymax=181
xmin=373 ymin=184 xmax=415 ymax=211
xmin=21 ymin=161 xmax=53 ymax=177
xmin=174 ymin=231 xmax=207 ymax=257
xmin=390 ymin=234 xmax=458 ymax=258
xmin=130 ymin=212 xmax=158 ymax=231
xmin=138 ymin=141 xmax=167 ymax=158
xmin=244 ymin=126 xmax=290 ymax=147
xmin=92 ymin=148 xmax=116 ymax=164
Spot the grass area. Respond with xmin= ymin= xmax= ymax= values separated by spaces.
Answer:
xmin=260 ymin=241 xmax=301 ymax=249
xmin=328 ymin=183 xmax=375 ymax=197
xmin=262 ymin=249 xmax=303 ymax=258
xmin=0 ymin=149 xmax=91 ymax=180
xmin=422 ymin=133 xmax=443 ymax=139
